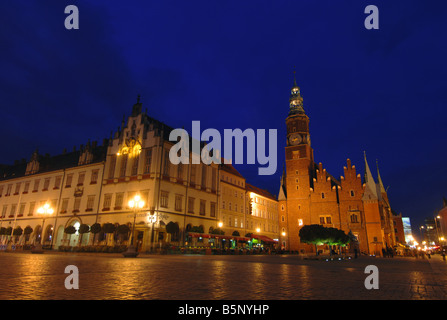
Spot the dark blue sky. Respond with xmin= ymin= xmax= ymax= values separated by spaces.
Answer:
xmin=1 ymin=1 xmax=446 ymax=232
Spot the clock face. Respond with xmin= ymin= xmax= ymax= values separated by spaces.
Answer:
xmin=289 ymin=133 xmax=302 ymax=145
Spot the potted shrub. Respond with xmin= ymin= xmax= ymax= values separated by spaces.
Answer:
xmin=64 ymin=225 xmax=77 ymax=247
xmin=78 ymin=224 xmax=90 ymax=246
xmin=90 ymin=223 xmax=102 ymax=245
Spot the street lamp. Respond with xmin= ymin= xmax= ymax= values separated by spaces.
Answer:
xmin=31 ymin=203 xmax=54 ymax=254
xmin=122 ymin=194 xmax=145 ymax=258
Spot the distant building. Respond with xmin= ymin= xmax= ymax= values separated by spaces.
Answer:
xmin=392 ymin=213 xmax=406 ymax=245
xmin=402 ymin=217 xmax=413 ymax=244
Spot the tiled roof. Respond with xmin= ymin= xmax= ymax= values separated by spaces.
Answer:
xmin=246 ymin=183 xmax=277 ymax=201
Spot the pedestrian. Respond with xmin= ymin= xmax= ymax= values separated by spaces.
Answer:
xmin=442 ymin=250 xmax=446 ymax=261
xmin=427 ymin=250 xmax=431 ymax=259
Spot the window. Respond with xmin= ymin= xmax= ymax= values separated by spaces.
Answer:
xmin=73 ymin=198 xmax=81 ymax=212
xmin=14 ymin=183 xmax=21 ymax=194
xmin=90 ymin=170 xmax=99 ymax=184
xmin=210 ymin=202 xmax=216 ymax=217
xmin=320 ymin=216 xmax=332 ymax=225
xmin=103 ymin=194 xmax=112 ymax=210
xmin=190 ymin=165 xmax=196 ymax=185
xmin=177 ymin=163 xmax=183 ymax=180
xmin=211 ymin=168 xmax=217 ymax=192
xmin=61 ymin=199 xmax=69 ymax=213
xmin=86 ymin=195 xmax=95 ymax=211
xmin=350 ymin=190 xmax=355 ymax=197
xmin=143 ymin=148 xmax=152 ymax=174
xmin=43 ymin=178 xmax=50 ymax=191
xmin=28 ymin=202 xmax=35 ymax=216
xmin=2 ymin=205 xmax=7 ymax=218
xmin=108 ymin=155 xmax=117 ymax=179
xmin=18 ymin=203 xmax=25 ymax=217
xmin=160 ymin=191 xmax=169 ymax=208
xmin=175 ymin=195 xmax=183 ymax=211
xmin=281 ymin=215 xmax=285 ymax=222
xmin=77 ymin=172 xmax=85 ymax=186
xmin=199 ymin=200 xmax=206 ymax=216
xmin=115 ymin=193 xmax=124 ymax=209
xmin=66 ymin=174 xmax=73 ymax=187
xmin=163 ymin=150 xmax=170 ymax=176
xmin=54 ymin=176 xmax=62 ymax=189
xmin=9 ymin=204 xmax=16 ymax=217
xmin=119 ymin=154 xmax=128 ymax=177
xmin=131 ymin=156 xmax=139 ymax=176
xmin=321 ymin=193 xmax=325 ymax=199
xmin=5 ymin=184 xmax=12 ymax=196
xmin=222 ymin=200 xmax=225 ymax=209
xmin=32 ymin=180 xmax=39 ymax=192
xmin=188 ymin=197 xmax=195 ymax=213
xmin=350 ymin=214 xmax=359 ymax=223
xmin=201 ymin=165 xmax=207 ymax=187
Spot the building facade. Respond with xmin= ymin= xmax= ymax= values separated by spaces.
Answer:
xmin=278 ymin=78 xmax=400 ymax=256
xmin=0 ymin=98 xmax=278 ymax=252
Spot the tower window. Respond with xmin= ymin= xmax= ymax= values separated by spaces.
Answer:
xmin=350 ymin=190 xmax=355 ymax=197
xmin=321 ymin=193 xmax=325 ymax=199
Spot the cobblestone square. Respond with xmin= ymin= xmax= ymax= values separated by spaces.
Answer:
xmin=1 ymin=252 xmax=446 ymax=300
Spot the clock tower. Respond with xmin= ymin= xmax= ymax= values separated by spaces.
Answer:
xmin=282 ymin=75 xmax=315 ymax=251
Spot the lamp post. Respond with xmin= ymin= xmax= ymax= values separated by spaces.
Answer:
xmin=419 ymin=226 xmax=424 ymax=244
xmin=123 ymin=194 xmax=145 ymax=258
xmin=31 ymin=203 xmax=54 ymax=254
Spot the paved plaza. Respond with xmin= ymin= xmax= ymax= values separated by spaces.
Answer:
xmin=0 ymin=251 xmax=446 ymax=300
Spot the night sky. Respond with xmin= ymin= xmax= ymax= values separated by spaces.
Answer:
xmin=1 ymin=1 xmax=446 ymax=233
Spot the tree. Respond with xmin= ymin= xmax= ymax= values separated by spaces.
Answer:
xmin=78 ymin=224 xmax=90 ymax=246
xmin=90 ymin=223 xmax=102 ymax=245
xmin=13 ymin=227 xmax=23 ymax=243
xmin=166 ymin=222 xmax=179 ymax=243
xmin=116 ymin=224 xmax=131 ymax=244
xmin=102 ymin=223 xmax=116 ymax=246
xmin=211 ymin=228 xmax=225 ymax=235
xmin=64 ymin=225 xmax=76 ymax=246
xmin=24 ymin=226 xmax=33 ymax=244
xmin=232 ymin=230 xmax=240 ymax=236
xmin=299 ymin=224 xmax=350 ymax=255
xmin=190 ymin=225 xmax=204 ymax=233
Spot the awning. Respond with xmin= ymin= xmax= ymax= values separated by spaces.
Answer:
xmin=187 ymin=232 xmax=250 ymax=241
xmin=251 ymin=234 xmax=278 ymax=244
xmin=188 ymin=232 xmax=211 ymax=238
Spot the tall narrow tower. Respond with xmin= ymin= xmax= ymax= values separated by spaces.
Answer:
xmin=283 ymin=74 xmax=315 ymax=251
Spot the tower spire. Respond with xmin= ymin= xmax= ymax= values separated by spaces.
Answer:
xmin=288 ymin=71 xmax=305 ymax=116
xmin=362 ymin=151 xmax=378 ymax=200
xmin=376 ymin=159 xmax=386 ymax=194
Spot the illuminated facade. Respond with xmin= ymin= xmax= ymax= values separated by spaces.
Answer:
xmin=0 ymin=97 xmax=278 ymax=251
xmin=278 ymin=77 xmax=400 ymax=255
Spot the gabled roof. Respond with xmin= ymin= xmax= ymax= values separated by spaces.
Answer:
xmin=220 ymin=163 xmax=245 ymax=179
xmin=246 ymin=183 xmax=277 ymax=201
